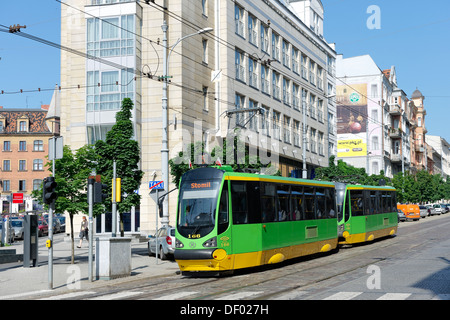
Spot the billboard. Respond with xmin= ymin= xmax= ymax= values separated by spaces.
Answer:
xmin=337 ymin=139 xmax=367 ymax=158
xmin=336 ymin=83 xmax=368 ymax=135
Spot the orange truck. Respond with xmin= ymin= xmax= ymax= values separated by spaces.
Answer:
xmin=397 ymin=204 xmax=420 ymax=221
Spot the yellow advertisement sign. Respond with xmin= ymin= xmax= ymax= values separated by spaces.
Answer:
xmin=338 ymin=139 xmax=367 ymax=157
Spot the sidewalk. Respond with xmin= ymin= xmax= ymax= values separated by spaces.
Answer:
xmin=0 ymin=234 xmax=180 ymax=299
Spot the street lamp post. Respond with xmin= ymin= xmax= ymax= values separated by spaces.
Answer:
xmin=160 ymin=21 xmax=213 ymax=226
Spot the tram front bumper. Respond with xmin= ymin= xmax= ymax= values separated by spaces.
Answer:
xmin=174 ymin=248 xmax=233 ymax=272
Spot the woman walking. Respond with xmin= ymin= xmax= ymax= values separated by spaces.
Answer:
xmin=77 ymin=216 xmax=88 ymax=248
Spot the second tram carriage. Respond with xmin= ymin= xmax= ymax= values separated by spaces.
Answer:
xmin=174 ymin=166 xmax=397 ymax=275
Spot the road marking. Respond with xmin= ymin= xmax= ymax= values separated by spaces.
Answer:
xmin=154 ymin=291 xmax=198 ymax=300
xmin=323 ymin=291 xmax=363 ymax=300
xmin=90 ymin=291 xmax=143 ymax=300
xmin=216 ymin=291 xmax=264 ymax=300
xmin=377 ymin=293 xmax=411 ymax=300
xmin=0 ymin=290 xmax=51 ymax=300
xmin=39 ymin=291 xmax=96 ymax=300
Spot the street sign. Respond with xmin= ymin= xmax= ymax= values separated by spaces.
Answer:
xmin=149 ymin=181 xmax=164 ymax=190
xmin=48 ymin=136 xmax=63 ymax=160
xmin=12 ymin=193 xmax=23 ymax=204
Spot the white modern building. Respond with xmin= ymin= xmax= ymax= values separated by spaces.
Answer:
xmin=60 ymin=0 xmax=336 ymax=235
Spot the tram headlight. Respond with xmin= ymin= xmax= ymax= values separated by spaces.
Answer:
xmin=202 ymin=236 xmax=217 ymax=248
xmin=175 ymin=238 xmax=184 ymax=248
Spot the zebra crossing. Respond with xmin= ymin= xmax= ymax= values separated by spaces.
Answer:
xmin=6 ymin=288 xmax=450 ymax=300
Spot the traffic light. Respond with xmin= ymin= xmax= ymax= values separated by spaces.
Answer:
xmin=43 ymin=177 xmax=58 ymax=205
xmin=93 ymin=182 xmax=108 ymax=204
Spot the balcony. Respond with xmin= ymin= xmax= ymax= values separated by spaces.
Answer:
xmin=415 ymin=143 xmax=425 ymax=153
xmin=391 ymin=153 xmax=402 ymax=163
xmin=389 ymin=103 xmax=401 ymax=115
xmin=389 ymin=128 xmax=402 ymax=139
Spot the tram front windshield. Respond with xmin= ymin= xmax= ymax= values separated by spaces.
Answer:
xmin=177 ymin=179 xmax=221 ymax=238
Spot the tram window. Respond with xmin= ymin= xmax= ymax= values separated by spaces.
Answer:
xmin=218 ymin=184 xmax=229 ymax=234
xmin=231 ymin=182 xmax=248 ymax=224
xmin=325 ymin=188 xmax=336 ymax=219
xmin=383 ymin=192 xmax=391 ymax=213
xmin=277 ymin=185 xmax=290 ymax=221
xmin=262 ymin=183 xmax=277 ymax=222
xmin=304 ymin=187 xmax=316 ymax=220
xmin=247 ymin=182 xmax=262 ymax=223
xmin=368 ymin=191 xmax=376 ymax=215
xmin=364 ymin=190 xmax=371 ymax=215
xmin=350 ymin=191 xmax=364 ymax=216
xmin=291 ymin=186 xmax=304 ymax=221
xmin=345 ymin=191 xmax=350 ymax=222
xmin=316 ymin=187 xmax=326 ymax=219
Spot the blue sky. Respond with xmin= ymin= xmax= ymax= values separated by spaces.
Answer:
xmin=0 ymin=0 xmax=449 ymax=142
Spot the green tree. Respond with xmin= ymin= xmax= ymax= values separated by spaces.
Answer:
xmin=32 ymin=144 xmax=98 ymax=263
xmin=94 ymin=98 xmax=144 ymax=236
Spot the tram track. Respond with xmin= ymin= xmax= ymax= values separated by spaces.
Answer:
xmin=30 ymin=214 xmax=449 ymax=300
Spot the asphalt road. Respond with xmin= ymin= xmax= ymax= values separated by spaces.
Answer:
xmin=19 ymin=212 xmax=450 ymax=301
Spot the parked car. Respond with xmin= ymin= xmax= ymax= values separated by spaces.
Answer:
xmin=425 ymin=205 xmax=436 ymax=216
xmin=148 ymin=226 xmax=175 ymax=260
xmin=397 ymin=209 xmax=406 ymax=222
xmin=441 ymin=204 xmax=449 ymax=214
xmin=418 ymin=205 xmax=429 ymax=218
xmin=432 ymin=204 xmax=442 ymax=215
xmin=44 ymin=216 xmax=62 ymax=233
xmin=38 ymin=219 xmax=48 ymax=236
xmin=10 ymin=218 xmax=25 ymax=239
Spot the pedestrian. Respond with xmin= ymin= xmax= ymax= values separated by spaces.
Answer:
xmin=77 ymin=216 xmax=88 ymax=248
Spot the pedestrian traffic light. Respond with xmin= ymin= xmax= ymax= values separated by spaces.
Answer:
xmin=93 ymin=182 xmax=108 ymax=204
xmin=43 ymin=177 xmax=58 ymax=205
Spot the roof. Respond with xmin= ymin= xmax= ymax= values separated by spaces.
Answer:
xmin=0 ymin=109 xmax=51 ymax=134
xmin=411 ymin=89 xmax=423 ymax=99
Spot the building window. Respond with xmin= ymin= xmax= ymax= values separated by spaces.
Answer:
xmin=33 ymin=159 xmax=44 ymax=171
xmin=3 ymin=160 xmax=10 ymax=171
xmin=19 ymin=141 xmax=26 ymax=151
xmin=292 ymin=84 xmax=300 ymax=110
xmin=293 ymin=120 xmax=300 ymax=147
xmin=260 ymin=23 xmax=269 ymax=53
xmin=19 ymin=160 xmax=26 ymax=171
xmin=2 ymin=180 xmax=10 ymax=192
xmin=3 ymin=141 xmax=10 ymax=151
xmin=261 ymin=64 xmax=270 ymax=95
xmin=283 ymin=78 xmax=290 ymax=105
xmin=202 ymin=38 xmax=208 ymax=64
xmin=248 ymin=99 xmax=258 ymax=131
xmin=87 ymin=14 xmax=135 ymax=58
xmin=272 ymin=110 xmax=281 ymax=140
xmin=248 ymin=14 xmax=258 ymax=46
xmin=272 ymin=71 xmax=281 ymax=100
xmin=235 ymin=93 xmax=245 ymax=126
xmin=282 ymin=40 xmax=290 ymax=68
xmin=87 ymin=68 xmax=134 ymax=111
xmin=19 ymin=121 xmax=28 ymax=132
xmin=261 ymin=105 xmax=270 ymax=136
xmin=202 ymin=86 xmax=209 ymax=111
xmin=19 ymin=180 xmax=26 ymax=191
xmin=272 ymin=32 xmax=280 ymax=61
xmin=33 ymin=179 xmax=43 ymax=191
xmin=202 ymin=0 xmax=208 ymax=17
xmin=318 ymin=132 xmax=324 ymax=155
xmin=235 ymin=4 xmax=245 ymax=38
xmin=235 ymin=49 xmax=245 ymax=82
xmin=284 ymin=116 xmax=291 ymax=144
xmin=248 ymin=57 xmax=258 ymax=89
xmin=33 ymin=140 xmax=44 ymax=151
xmin=310 ymin=128 xmax=317 ymax=153
xmin=292 ymin=47 xmax=299 ymax=74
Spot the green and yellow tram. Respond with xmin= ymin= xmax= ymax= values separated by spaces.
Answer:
xmin=173 ymin=167 xmax=398 ymax=275
xmin=174 ymin=166 xmax=338 ymax=274
xmin=336 ymin=183 xmax=398 ymax=245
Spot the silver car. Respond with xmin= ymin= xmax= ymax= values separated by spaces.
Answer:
xmin=432 ymin=204 xmax=442 ymax=215
xmin=148 ymin=226 xmax=175 ymax=260
xmin=418 ymin=205 xmax=429 ymax=218
xmin=10 ymin=219 xmax=25 ymax=239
